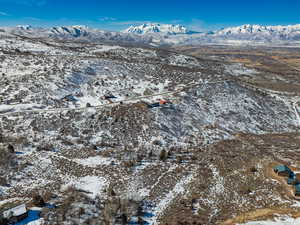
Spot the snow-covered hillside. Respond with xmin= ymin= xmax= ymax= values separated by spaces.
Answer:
xmin=0 ymin=30 xmax=300 ymax=225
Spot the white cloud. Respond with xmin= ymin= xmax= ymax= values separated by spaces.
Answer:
xmin=0 ymin=11 xmax=9 ymax=16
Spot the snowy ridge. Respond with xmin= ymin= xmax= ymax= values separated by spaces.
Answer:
xmin=123 ymin=23 xmax=192 ymax=35
xmin=50 ymin=25 xmax=91 ymax=37
xmin=0 ymin=25 xmax=150 ymax=45
xmin=216 ymin=24 xmax=300 ymax=36
xmin=1 ymin=23 xmax=300 ymax=46
xmin=123 ymin=23 xmax=300 ymax=46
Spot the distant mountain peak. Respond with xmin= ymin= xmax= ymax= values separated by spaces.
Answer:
xmin=16 ymin=25 xmax=32 ymax=30
xmin=50 ymin=25 xmax=92 ymax=37
xmin=2 ymin=23 xmax=300 ymax=46
xmin=216 ymin=23 xmax=300 ymax=35
xmin=123 ymin=23 xmax=193 ymax=35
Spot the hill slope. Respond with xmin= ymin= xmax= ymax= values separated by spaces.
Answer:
xmin=0 ymin=34 xmax=299 ymax=224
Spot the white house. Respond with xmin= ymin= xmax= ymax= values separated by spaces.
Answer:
xmin=2 ymin=204 xmax=27 ymax=219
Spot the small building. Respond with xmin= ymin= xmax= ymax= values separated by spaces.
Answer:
xmin=147 ymin=102 xmax=160 ymax=108
xmin=159 ymin=99 xmax=168 ymax=105
xmin=287 ymin=171 xmax=296 ymax=185
xmin=2 ymin=204 xmax=27 ymax=223
xmin=104 ymin=95 xmax=117 ymax=100
xmin=62 ymin=95 xmax=77 ymax=102
xmin=148 ymin=99 xmax=171 ymax=109
xmin=295 ymin=184 xmax=300 ymax=197
xmin=273 ymin=165 xmax=293 ymax=177
xmin=296 ymin=174 xmax=300 ymax=184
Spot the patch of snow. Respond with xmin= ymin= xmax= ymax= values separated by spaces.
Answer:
xmin=292 ymin=101 xmax=300 ymax=126
xmin=92 ymin=45 xmax=122 ymax=53
xmin=0 ymin=198 xmax=19 ymax=207
xmin=225 ymin=63 xmax=258 ymax=76
xmin=73 ymin=155 xmax=113 ymax=167
xmin=27 ymin=219 xmax=44 ymax=225
xmin=209 ymin=165 xmax=225 ymax=195
xmin=63 ymin=176 xmax=107 ymax=198
xmin=3 ymin=204 xmax=26 ymax=218
xmin=0 ymin=104 xmax=44 ymax=113
xmin=148 ymin=172 xmax=194 ymax=225
xmin=168 ymin=54 xmax=201 ymax=67
xmin=291 ymin=200 xmax=300 ymax=207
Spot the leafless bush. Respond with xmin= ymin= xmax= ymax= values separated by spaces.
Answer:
xmin=159 ymin=149 xmax=167 ymax=161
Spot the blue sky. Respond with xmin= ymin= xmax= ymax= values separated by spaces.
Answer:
xmin=0 ymin=0 xmax=299 ymax=31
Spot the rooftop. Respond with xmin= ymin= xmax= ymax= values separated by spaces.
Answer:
xmin=2 ymin=204 xmax=27 ymax=219
xmin=274 ymin=165 xmax=292 ymax=173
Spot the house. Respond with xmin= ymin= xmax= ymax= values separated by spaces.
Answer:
xmin=148 ymin=99 xmax=171 ymax=109
xmin=62 ymin=95 xmax=77 ymax=102
xmin=287 ymin=171 xmax=296 ymax=184
xmin=295 ymin=184 xmax=300 ymax=197
xmin=104 ymin=95 xmax=117 ymax=100
xmin=296 ymin=174 xmax=300 ymax=184
xmin=2 ymin=204 xmax=27 ymax=223
xmin=159 ymin=99 xmax=168 ymax=105
xmin=101 ymin=95 xmax=117 ymax=104
xmin=147 ymin=102 xmax=160 ymax=108
xmin=273 ymin=165 xmax=293 ymax=177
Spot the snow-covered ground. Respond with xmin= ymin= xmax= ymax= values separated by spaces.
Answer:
xmin=62 ymin=176 xmax=107 ymax=198
xmin=225 ymin=63 xmax=258 ymax=76
xmin=149 ymin=172 xmax=195 ymax=224
xmin=73 ymin=155 xmax=114 ymax=167
xmin=0 ymin=31 xmax=300 ymax=225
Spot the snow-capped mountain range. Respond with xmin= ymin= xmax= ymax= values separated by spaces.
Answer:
xmin=2 ymin=25 xmax=152 ymax=44
xmin=213 ymin=24 xmax=300 ymax=41
xmin=1 ymin=19 xmax=300 ymax=225
xmin=1 ymin=23 xmax=300 ymax=46
xmin=216 ymin=24 xmax=300 ymax=35
xmin=123 ymin=23 xmax=193 ymax=35
xmin=50 ymin=25 xmax=91 ymax=37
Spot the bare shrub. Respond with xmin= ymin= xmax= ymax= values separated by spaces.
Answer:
xmin=159 ymin=149 xmax=167 ymax=161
